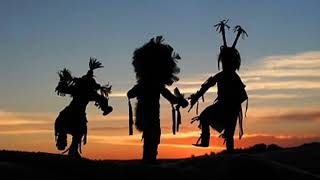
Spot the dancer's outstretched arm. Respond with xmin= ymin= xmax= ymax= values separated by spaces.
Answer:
xmin=189 ymin=75 xmax=218 ymax=110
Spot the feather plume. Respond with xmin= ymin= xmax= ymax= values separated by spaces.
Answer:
xmin=89 ymin=57 xmax=104 ymax=70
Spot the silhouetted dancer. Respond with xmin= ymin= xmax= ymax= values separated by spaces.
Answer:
xmin=127 ymin=36 xmax=188 ymax=163
xmin=54 ymin=57 xmax=113 ymax=158
xmin=189 ymin=20 xmax=248 ymax=153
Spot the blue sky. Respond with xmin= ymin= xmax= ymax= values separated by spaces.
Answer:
xmin=1 ymin=1 xmax=320 ymax=111
xmin=1 ymin=0 xmax=320 ymax=158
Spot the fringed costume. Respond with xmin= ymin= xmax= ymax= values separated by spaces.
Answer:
xmin=127 ymin=36 xmax=188 ymax=163
xmin=54 ymin=58 xmax=113 ymax=157
xmin=189 ymin=20 xmax=248 ymax=152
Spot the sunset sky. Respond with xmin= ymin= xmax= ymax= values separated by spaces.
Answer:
xmin=1 ymin=0 xmax=320 ymax=160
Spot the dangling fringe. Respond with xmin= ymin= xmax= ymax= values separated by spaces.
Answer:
xmin=238 ymin=106 xmax=244 ymax=139
xmin=191 ymin=116 xmax=199 ymax=124
xmin=172 ymin=104 xmax=176 ymax=135
xmin=128 ymin=99 xmax=133 ymax=135
xmin=83 ymin=134 xmax=87 ymax=145
xmin=245 ymin=99 xmax=248 ymax=117
xmin=196 ymin=101 xmax=199 ymax=115
xmin=176 ymin=106 xmax=181 ymax=132
xmin=238 ymin=99 xmax=248 ymax=139
xmin=171 ymin=105 xmax=182 ymax=134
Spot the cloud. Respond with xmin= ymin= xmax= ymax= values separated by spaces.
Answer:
xmin=0 ymin=111 xmax=53 ymax=126
xmin=109 ymin=51 xmax=320 ymax=98
xmin=0 ymin=129 xmax=51 ymax=135
xmin=243 ymin=51 xmax=320 ymax=77
xmin=261 ymin=51 xmax=320 ymax=69
xmin=89 ymin=134 xmax=142 ymax=146
xmin=89 ymin=114 xmax=128 ymax=122
xmin=90 ymin=126 xmax=129 ymax=131
xmin=249 ymin=94 xmax=300 ymax=100
xmin=109 ymin=92 xmax=127 ymax=97
xmin=242 ymin=51 xmax=320 ymax=93
xmin=244 ymin=69 xmax=320 ymax=78
xmin=246 ymin=80 xmax=320 ymax=91
xmin=170 ymin=51 xmax=320 ymax=102
xmin=258 ymin=110 xmax=320 ymax=122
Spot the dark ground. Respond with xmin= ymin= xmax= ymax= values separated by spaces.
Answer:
xmin=0 ymin=142 xmax=319 ymax=180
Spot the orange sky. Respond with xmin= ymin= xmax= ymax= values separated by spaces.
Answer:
xmin=1 ymin=104 xmax=320 ymax=160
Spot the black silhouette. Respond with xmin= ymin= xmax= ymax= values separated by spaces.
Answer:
xmin=3 ymin=143 xmax=320 ymax=179
xmin=189 ymin=20 xmax=248 ymax=153
xmin=127 ymin=36 xmax=188 ymax=163
xmin=54 ymin=57 xmax=113 ymax=158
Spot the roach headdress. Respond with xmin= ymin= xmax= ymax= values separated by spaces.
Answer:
xmin=214 ymin=19 xmax=248 ymax=70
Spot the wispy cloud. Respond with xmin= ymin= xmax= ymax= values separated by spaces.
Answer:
xmin=109 ymin=92 xmax=127 ymax=97
xmin=0 ymin=111 xmax=53 ymax=126
xmin=237 ymin=106 xmax=320 ymax=129
xmin=261 ymin=51 xmax=320 ymax=69
xmin=243 ymin=51 xmax=320 ymax=78
xmin=249 ymin=94 xmax=300 ymax=100
xmin=90 ymin=126 xmax=129 ymax=131
xmin=89 ymin=114 xmax=128 ymax=122
xmin=0 ymin=129 xmax=51 ymax=135
xmin=246 ymin=80 xmax=320 ymax=91
xmin=244 ymin=69 xmax=320 ymax=78
xmin=89 ymin=134 xmax=142 ymax=146
xmin=242 ymin=51 xmax=320 ymax=93
xmin=177 ymin=51 xmax=320 ymax=102
xmin=109 ymin=51 xmax=320 ymax=100
xmin=258 ymin=110 xmax=320 ymax=122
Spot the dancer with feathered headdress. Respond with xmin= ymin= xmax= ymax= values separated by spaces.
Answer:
xmin=127 ymin=36 xmax=188 ymax=163
xmin=189 ymin=20 xmax=248 ymax=153
xmin=54 ymin=57 xmax=113 ymax=158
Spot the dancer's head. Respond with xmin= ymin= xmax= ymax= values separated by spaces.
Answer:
xmin=132 ymin=36 xmax=181 ymax=86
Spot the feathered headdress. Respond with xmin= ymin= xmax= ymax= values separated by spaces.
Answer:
xmin=132 ymin=36 xmax=181 ymax=86
xmin=58 ymin=68 xmax=73 ymax=83
xmin=89 ymin=57 xmax=104 ymax=70
xmin=87 ymin=57 xmax=112 ymax=96
xmin=86 ymin=57 xmax=104 ymax=76
xmin=214 ymin=19 xmax=248 ymax=70
xmin=55 ymin=68 xmax=74 ymax=96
